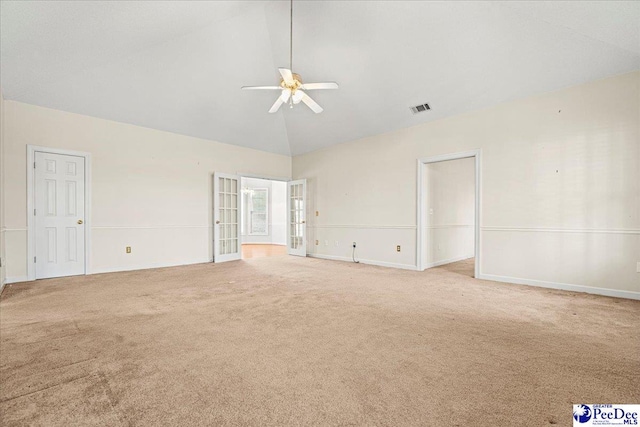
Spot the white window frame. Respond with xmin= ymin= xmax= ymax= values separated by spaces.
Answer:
xmin=247 ymin=187 xmax=269 ymax=236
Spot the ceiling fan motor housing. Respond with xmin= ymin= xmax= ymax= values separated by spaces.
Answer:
xmin=281 ymin=73 xmax=303 ymax=91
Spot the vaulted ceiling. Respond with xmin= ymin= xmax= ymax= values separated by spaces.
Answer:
xmin=1 ymin=1 xmax=639 ymax=156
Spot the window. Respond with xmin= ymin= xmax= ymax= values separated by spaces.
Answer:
xmin=242 ymin=188 xmax=268 ymax=235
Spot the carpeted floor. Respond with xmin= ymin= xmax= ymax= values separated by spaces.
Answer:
xmin=1 ymin=256 xmax=638 ymax=426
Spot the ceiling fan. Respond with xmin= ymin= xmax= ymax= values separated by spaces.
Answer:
xmin=241 ymin=0 xmax=338 ymax=114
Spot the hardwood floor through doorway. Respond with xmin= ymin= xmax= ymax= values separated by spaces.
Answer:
xmin=241 ymin=244 xmax=287 ymax=259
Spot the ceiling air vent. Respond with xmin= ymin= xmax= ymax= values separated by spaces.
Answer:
xmin=410 ymin=103 xmax=431 ymax=114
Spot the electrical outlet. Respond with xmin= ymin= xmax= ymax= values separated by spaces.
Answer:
xmin=126 ymin=246 xmax=131 ymax=254
xmin=315 ymin=240 xmax=319 ymax=246
xmin=324 ymin=240 xmax=328 ymax=246
xmin=396 ymin=245 xmax=401 ymax=252
xmin=315 ymin=211 xmax=319 ymax=216
xmin=335 ymin=241 xmax=339 ymax=247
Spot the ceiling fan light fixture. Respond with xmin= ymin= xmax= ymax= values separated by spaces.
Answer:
xmin=241 ymin=0 xmax=338 ymax=114
xmin=280 ymin=88 xmax=292 ymax=103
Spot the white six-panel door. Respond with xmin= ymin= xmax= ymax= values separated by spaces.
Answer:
xmin=213 ymin=173 xmax=242 ymax=263
xmin=287 ymin=179 xmax=306 ymax=257
xmin=34 ymin=151 xmax=86 ymax=279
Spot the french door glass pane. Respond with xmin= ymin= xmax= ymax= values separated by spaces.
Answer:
xmin=218 ymin=177 xmax=239 ymax=256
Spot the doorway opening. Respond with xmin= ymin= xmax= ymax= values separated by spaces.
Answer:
xmin=416 ymin=150 xmax=481 ymax=278
xmin=240 ymin=177 xmax=287 ymax=259
xmin=213 ymin=173 xmax=306 ymax=263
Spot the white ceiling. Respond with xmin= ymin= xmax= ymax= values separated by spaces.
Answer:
xmin=1 ymin=1 xmax=639 ymax=156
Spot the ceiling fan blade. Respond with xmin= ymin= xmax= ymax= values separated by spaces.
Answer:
xmin=279 ymin=68 xmax=294 ymax=85
xmin=302 ymin=82 xmax=339 ymax=90
xmin=241 ymin=86 xmax=282 ymax=90
xmin=301 ymin=93 xmax=323 ymax=114
xmin=268 ymin=97 xmax=285 ymax=113
xmin=292 ymin=89 xmax=304 ymax=104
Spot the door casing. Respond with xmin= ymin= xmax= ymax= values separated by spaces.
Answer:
xmin=213 ymin=173 xmax=296 ymax=261
xmin=416 ymin=150 xmax=481 ymax=277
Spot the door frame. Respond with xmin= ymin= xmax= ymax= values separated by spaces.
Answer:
xmin=27 ymin=145 xmax=92 ymax=281
xmin=236 ymin=173 xmax=291 ymax=258
xmin=416 ymin=149 xmax=481 ymax=277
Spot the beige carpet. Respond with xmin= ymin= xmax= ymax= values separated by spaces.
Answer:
xmin=1 ymin=256 xmax=638 ymax=426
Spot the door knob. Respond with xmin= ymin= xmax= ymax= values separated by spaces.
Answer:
xmin=302 ymin=220 xmax=306 ymax=224
xmin=216 ymin=220 xmax=220 ymax=224
xmin=77 ymin=219 xmax=83 ymax=224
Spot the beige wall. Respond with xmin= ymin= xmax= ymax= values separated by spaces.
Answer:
xmin=424 ymin=157 xmax=475 ymax=267
xmin=3 ymin=72 xmax=639 ymax=299
xmin=294 ymin=71 xmax=640 ymax=298
xmin=3 ymin=101 xmax=291 ymax=280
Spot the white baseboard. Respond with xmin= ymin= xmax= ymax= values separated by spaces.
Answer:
xmin=5 ymin=276 xmax=30 ymax=285
xmin=5 ymin=257 xmax=637 ymax=301
xmin=424 ymin=255 xmax=474 ymax=269
xmin=3 ymin=259 xmax=213 ymax=284
xmin=307 ymin=253 xmax=418 ymax=271
xmin=477 ymin=273 xmax=640 ymax=301
xmin=91 ymin=259 xmax=212 ymax=275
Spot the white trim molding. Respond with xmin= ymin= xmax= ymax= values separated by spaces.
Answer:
xmin=309 ymin=224 xmax=416 ymax=230
xmin=308 ymin=253 xmax=418 ymax=271
xmin=481 ymin=226 xmax=640 ymax=235
xmin=424 ymin=255 xmax=474 ymax=269
xmin=416 ymin=149 xmax=482 ymax=277
xmin=92 ymin=225 xmax=210 ymax=230
xmin=237 ymin=172 xmax=291 ymax=182
xmin=425 ymin=224 xmax=474 ymax=229
xmin=91 ymin=259 xmax=211 ymax=275
xmin=27 ymin=145 xmax=92 ymax=281
xmin=5 ymin=276 xmax=31 ymax=285
xmin=478 ymin=273 xmax=640 ymax=301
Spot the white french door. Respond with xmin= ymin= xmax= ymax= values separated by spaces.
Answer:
xmin=214 ymin=173 xmax=241 ymax=263
xmin=287 ymin=179 xmax=306 ymax=257
xmin=34 ymin=151 xmax=86 ymax=279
